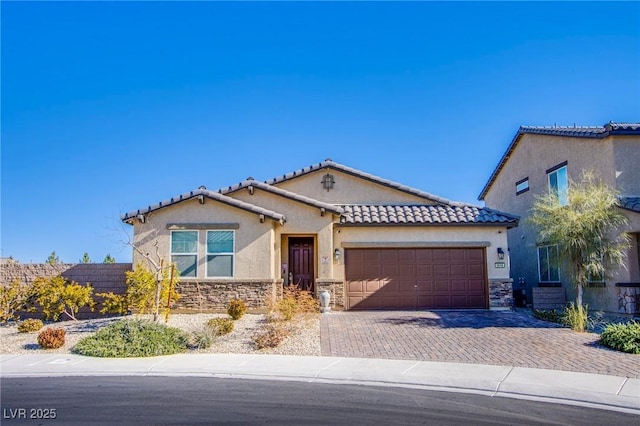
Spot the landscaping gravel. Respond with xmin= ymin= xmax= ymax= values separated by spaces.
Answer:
xmin=0 ymin=314 xmax=321 ymax=356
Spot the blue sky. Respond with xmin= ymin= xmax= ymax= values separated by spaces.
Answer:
xmin=2 ymin=1 xmax=639 ymax=264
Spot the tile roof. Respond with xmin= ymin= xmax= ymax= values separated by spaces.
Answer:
xmin=619 ymin=196 xmax=640 ymax=214
xmin=121 ymin=189 xmax=286 ymax=224
xmin=220 ymin=179 xmax=344 ymax=215
xmin=338 ymin=204 xmax=519 ymax=227
xmin=479 ymin=122 xmax=640 ymax=201
xmin=265 ymin=159 xmax=460 ymax=206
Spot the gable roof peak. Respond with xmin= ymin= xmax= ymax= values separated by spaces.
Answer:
xmin=266 ymin=159 xmax=459 ymax=206
xmin=479 ymin=121 xmax=640 ymax=201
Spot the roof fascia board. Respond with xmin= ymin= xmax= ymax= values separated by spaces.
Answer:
xmin=223 ymin=180 xmax=343 ymax=215
xmin=121 ymin=189 xmax=286 ymax=225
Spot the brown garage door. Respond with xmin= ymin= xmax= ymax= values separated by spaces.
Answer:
xmin=345 ymin=248 xmax=487 ymax=310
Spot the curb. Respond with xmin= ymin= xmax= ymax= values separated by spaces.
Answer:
xmin=1 ymin=353 xmax=638 ymax=415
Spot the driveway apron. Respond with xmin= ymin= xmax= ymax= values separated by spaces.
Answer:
xmin=320 ymin=310 xmax=640 ymax=378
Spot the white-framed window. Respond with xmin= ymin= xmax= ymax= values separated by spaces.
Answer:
xmin=547 ymin=162 xmax=568 ymax=206
xmin=516 ymin=177 xmax=529 ymax=195
xmin=206 ymin=230 xmax=234 ymax=277
xmin=537 ymin=244 xmax=560 ymax=283
xmin=171 ymin=231 xmax=198 ymax=277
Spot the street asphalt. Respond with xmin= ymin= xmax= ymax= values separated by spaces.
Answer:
xmin=1 ymin=353 xmax=638 ymax=415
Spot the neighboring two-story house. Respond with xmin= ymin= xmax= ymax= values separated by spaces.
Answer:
xmin=479 ymin=122 xmax=640 ymax=314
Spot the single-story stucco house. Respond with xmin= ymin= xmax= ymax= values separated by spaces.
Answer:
xmin=122 ymin=159 xmax=519 ymax=310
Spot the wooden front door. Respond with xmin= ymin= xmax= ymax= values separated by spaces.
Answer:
xmin=289 ymin=237 xmax=314 ymax=292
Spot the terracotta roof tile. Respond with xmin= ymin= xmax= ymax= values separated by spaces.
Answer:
xmin=339 ymin=204 xmax=519 ymax=227
xmin=620 ymin=196 xmax=640 ymax=213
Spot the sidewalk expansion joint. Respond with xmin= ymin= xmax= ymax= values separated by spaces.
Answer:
xmin=237 ymin=355 xmax=258 ymax=367
xmin=615 ymin=377 xmax=628 ymax=396
xmin=146 ymin=356 xmax=171 ymax=374
xmin=312 ymin=358 xmax=343 ymax=380
xmin=400 ymin=361 xmax=421 ymax=375
xmin=491 ymin=366 xmax=514 ymax=397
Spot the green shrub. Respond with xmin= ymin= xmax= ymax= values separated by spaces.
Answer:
xmin=37 ymin=328 xmax=66 ymax=349
xmin=599 ymin=321 xmax=640 ymax=354
xmin=95 ymin=292 xmax=128 ymax=315
xmin=227 ymin=299 xmax=246 ymax=320
xmin=17 ymin=318 xmax=44 ymax=333
xmin=189 ymin=327 xmax=215 ymax=350
xmin=72 ymin=319 xmax=189 ymax=357
xmin=532 ymin=309 xmax=563 ymax=324
xmin=562 ymin=303 xmax=590 ymax=332
xmin=207 ymin=317 xmax=234 ymax=336
xmin=31 ymin=275 xmax=95 ymax=321
xmin=277 ymin=285 xmax=319 ymax=321
xmin=277 ymin=298 xmax=297 ymax=321
xmin=1 ymin=279 xmax=34 ymax=323
xmin=252 ymin=322 xmax=290 ymax=349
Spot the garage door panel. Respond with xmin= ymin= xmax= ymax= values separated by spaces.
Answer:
xmin=381 ymin=264 xmax=399 ymax=276
xmin=450 ymin=279 xmax=468 ymax=292
xmin=417 ymin=279 xmax=433 ymax=292
xmin=450 ymin=250 xmax=467 ymax=262
xmin=433 ymin=265 xmax=450 ymax=277
xmin=433 ymin=280 xmax=450 ymax=292
xmin=431 ymin=249 xmax=450 ymax=262
xmin=345 ymin=259 xmax=363 ymax=276
xmin=363 ymin=250 xmax=380 ymax=262
xmin=348 ymin=280 xmax=367 ymax=293
xmin=466 ymin=249 xmax=484 ymax=262
xmin=416 ymin=294 xmax=434 ymax=307
xmin=451 ymin=295 xmax=470 ymax=307
xmin=415 ymin=249 xmax=433 ymax=263
xmin=397 ymin=265 xmax=416 ymax=278
xmin=346 ymin=248 xmax=487 ymax=310
xmin=468 ymin=279 xmax=485 ymax=292
xmin=365 ymin=280 xmax=384 ymax=293
xmin=398 ymin=250 xmax=416 ymax=263
xmin=468 ymin=264 xmax=485 ymax=276
xmin=416 ymin=264 xmax=433 ymax=277
xmin=450 ymin=264 xmax=467 ymax=276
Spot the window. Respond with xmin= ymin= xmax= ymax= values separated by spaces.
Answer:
xmin=171 ymin=231 xmax=198 ymax=277
xmin=207 ymin=230 xmax=234 ymax=277
xmin=538 ymin=245 xmax=560 ymax=283
xmin=547 ymin=162 xmax=568 ymax=206
xmin=516 ymin=177 xmax=529 ymax=195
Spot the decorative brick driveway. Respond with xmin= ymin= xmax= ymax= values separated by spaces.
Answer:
xmin=320 ymin=310 xmax=640 ymax=378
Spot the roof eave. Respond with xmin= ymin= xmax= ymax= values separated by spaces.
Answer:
xmin=121 ymin=190 xmax=286 ymax=225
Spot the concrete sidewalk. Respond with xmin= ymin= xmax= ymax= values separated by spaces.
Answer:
xmin=1 ymin=353 xmax=638 ymax=414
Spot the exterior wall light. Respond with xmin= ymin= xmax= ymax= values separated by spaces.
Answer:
xmin=334 ymin=248 xmax=341 ymax=261
xmin=497 ymin=247 xmax=505 ymax=260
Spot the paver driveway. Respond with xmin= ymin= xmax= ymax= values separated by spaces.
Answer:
xmin=320 ymin=310 xmax=640 ymax=378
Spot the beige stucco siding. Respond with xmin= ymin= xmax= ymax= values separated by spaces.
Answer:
xmin=275 ymin=169 xmax=433 ymax=204
xmin=132 ymin=198 xmax=276 ymax=280
xmin=333 ymin=225 xmax=511 ymax=281
xmin=484 ymin=134 xmax=616 ymax=214
xmin=613 ymin=136 xmax=640 ymax=195
xmin=230 ymin=188 xmax=338 ymax=280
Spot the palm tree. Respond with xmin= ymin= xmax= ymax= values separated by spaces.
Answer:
xmin=529 ymin=171 xmax=629 ymax=308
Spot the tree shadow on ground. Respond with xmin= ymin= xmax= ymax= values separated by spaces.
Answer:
xmin=373 ymin=310 xmax=567 ymax=329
